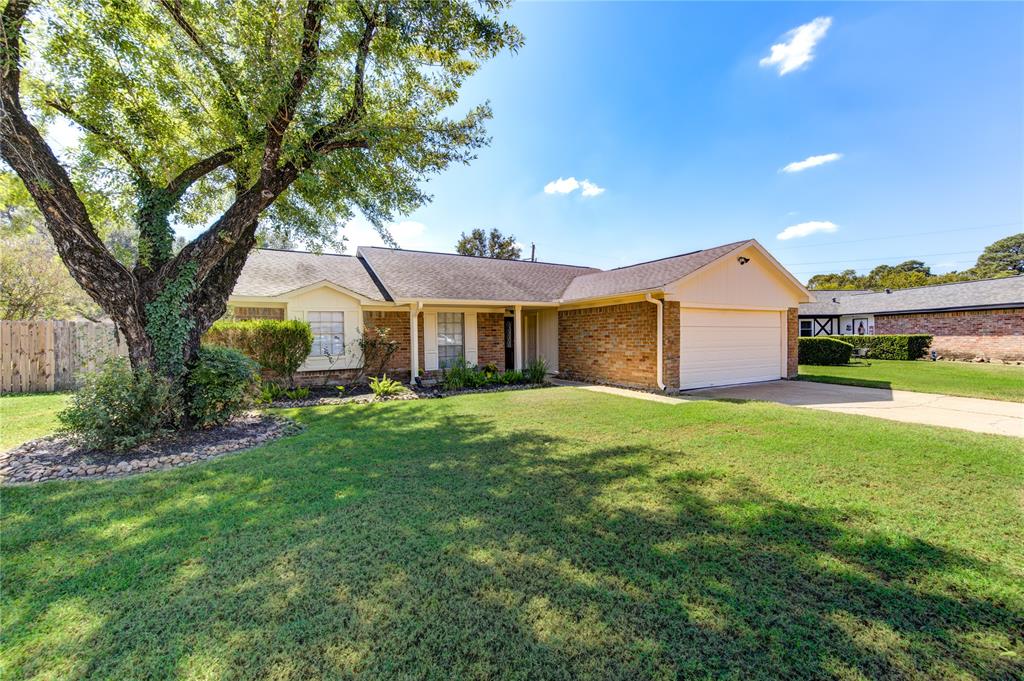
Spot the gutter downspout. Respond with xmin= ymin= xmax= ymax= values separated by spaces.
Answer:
xmin=645 ymin=294 xmax=666 ymax=391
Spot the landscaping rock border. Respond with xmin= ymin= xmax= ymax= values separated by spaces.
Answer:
xmin=265 ymin=381 xmax=553 ymax=407
xmin=0 ymin=414 xmax=301 ymax=486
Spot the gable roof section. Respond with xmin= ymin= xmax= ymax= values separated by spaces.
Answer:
xmin=559 ymin=240 xmax=752 ymax=302
xmin=232 ymin=248 xmax=388 ymax=301
xmin=800 ymin=276 xmax=1024 ymax=316
xmin=357 ymin=246 xmax=598 ymax=302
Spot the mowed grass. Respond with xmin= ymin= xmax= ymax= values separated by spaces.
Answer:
xmin=2 ymin=389 xmax=1022 ymax=680
xmin=0 ymin=392 xmax=70 ymax=451
xmin=799 ymin=359 xmax=1024 ymax=402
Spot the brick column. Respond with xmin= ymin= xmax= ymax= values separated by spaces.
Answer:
xmin=663 ymin=301 xmax=680 ymax=390
xmin=786 ymin=307 xmax=799 ymax=379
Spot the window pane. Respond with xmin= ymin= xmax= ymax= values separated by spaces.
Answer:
xmin=437 ymin=313 xmax=464 ymax=368
xmin=308 ymin=311 xmax=344 ymax=356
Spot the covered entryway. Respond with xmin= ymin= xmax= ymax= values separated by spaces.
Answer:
xmin=680 ymin=308 xmax=784 ymax=389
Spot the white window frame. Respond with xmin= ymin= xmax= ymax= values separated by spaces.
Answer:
xmin=799 ymin=319 xmax=813 ymax=337
xmin=308 ymin=311 xmax=345 ymax=358
xmin=436 ymin=312 xmax=465 ymax=368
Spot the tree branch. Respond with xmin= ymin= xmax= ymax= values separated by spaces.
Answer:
xmin=156 ymin=0 xmax=248 ymax=125
xmin=164 ymin=145 xmax=240 ymax=200
xmin=261 ymin=0 xmax=325 ymax=179
xmin=1 ymin=0 xmax=139 ymax=324
xmin=44 ymin=97 xmax=148 ymax=179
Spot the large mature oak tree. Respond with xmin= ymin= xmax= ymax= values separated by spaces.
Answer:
xmin=1 ymin=0 xmax=520 ymax=385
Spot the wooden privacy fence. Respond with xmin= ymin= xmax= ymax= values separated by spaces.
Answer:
xmin=0 ymin=320 xmax=127 ymax=394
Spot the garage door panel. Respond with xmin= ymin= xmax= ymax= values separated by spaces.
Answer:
xmin=680 ymin=308 xmax=783 ymax=389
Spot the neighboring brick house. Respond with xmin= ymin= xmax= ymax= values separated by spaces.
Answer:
xmin=799 ymin=277 xmax=1024 ymax=360
xmin=228 ymin=239 xmax=811 ymax=390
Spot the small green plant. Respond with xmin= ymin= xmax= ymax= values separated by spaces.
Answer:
xmin=441 ymin=357 xmax=473 ymax=391
xmin=59 ymin=358 xmax=179 ymax=451
xmin=258 ymin=382 xmax=287 ymax=403
xmin=524 ymin=357 xmax=548 ymax=383
xmin=498 ymin=370 xmax=525 ymax=385
xmin=285 ymin=387 xmax=311 ymax=400
xmin=336 ymin=386 xmax=346 ymax=395
xmin=369 ymin=375 xmax=406 ymax=398
xmin=187 ymin=346 xmax=261 ymax=427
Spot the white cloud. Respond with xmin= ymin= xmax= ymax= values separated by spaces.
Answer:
xmin=776 ymin=220 xmax=839 ymax=240
xmin=544 ymin=177 xmax=581 ymax=194
xmin=544 ymin=176 xmax=605 ymax=198
xmin=760 ymin=17 xmax=832 ymax=76
xmin=781 ymin=152 xmax=842 ymax=173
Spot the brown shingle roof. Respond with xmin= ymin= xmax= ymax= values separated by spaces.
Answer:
xmin=232 ymin=249 xmax=388 ymax=300
xmin=559 ymin=240 xmax=750 ymax=301
xmin=357 ymin=246 xmax=598 ymax=302
xmin=800 ymin=276 xmax=1024 ymax=316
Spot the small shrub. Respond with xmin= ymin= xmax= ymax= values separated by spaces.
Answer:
xmin=497 ymin=370 xmax=525 ymax=385
xmin=480 ymin=363 xmax=499 ymax=374
xmin=369 ymin=375 xmax=406 ymax=398
xmin=258 ymin=382 xmax=288 ymax=403
xmin=285 ymin=387 xmax=311 ymax=400
xmin=187 ymin=346 xmax=260 ymax=427
xmin=524 ymin=357 xmax=548 ymax=384
xmin=830 ymin=334 xmax=932 ymax=360
xmin=441 ymin=357 xmax=474 ymax=391
xmin=358 ymin=326 xmax=401 ymax=379
xmin=205 ymin=319 xmax=313 ymax=387
xmin=799 ymin=337 xmax=854 ymax=365
xmin=59 ymin=358 xmax=179 ymax=451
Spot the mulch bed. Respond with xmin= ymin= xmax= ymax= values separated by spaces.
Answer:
xmin=0 ymin=414 xmax=300 ymax=486
xmin=266 ymin=381 xmax=554 ymax=407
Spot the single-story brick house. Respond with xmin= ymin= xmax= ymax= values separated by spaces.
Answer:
xmin=799 ymin=277 xmax=1024 ymax=360
xmin=228 ymin=239 xmax=812 ymax=390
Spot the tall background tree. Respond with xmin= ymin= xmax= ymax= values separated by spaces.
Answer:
xmin=806 ymin=233 xmax=1023 ymax=289
xmin=1 ymin=0 xmax=520 ymax=391
xmin=455 ymin=227 xmax=521 ymax=259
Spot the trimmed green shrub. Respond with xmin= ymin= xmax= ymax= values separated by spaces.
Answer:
xmin=59 ymin=358 xmax=179 ymax=451
xmin=524 ymin=357 xmax=548 ymax=384
xmin=205 ymin=319 xmax=313 ymax=386
xmin=187 ymin=346 xmax=260 ymax=427
xmin=798 ymin=337 xmax=854 ymax=365
xmin=831 ymin=334 xmax=932 ymax=360
xmin=497 ymin=370 xmax=525 ymax=385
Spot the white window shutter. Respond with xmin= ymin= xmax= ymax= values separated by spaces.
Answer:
xmin=424 ymin=312 xmax=438 ymax=370
xmin=464 ymin=312 xmax=478 ymax=365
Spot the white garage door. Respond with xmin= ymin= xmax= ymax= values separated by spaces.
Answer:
xmin=680 ymin=308 xmax=783 ymax=390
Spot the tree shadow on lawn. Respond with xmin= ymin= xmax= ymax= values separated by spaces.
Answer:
xmin=3 ymin=402 xmax=1021 ymax=680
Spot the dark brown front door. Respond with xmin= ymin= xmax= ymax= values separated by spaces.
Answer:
xmin=504 ymin=317 xmax=514 ymax=369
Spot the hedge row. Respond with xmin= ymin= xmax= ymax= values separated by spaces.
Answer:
xmin=831 ymin=334 xmax=932 ymax=360
xmin=205 ymin=319 xmax=314 ymax=386
xmin=798 ymin=337 xmax=853 ymax=365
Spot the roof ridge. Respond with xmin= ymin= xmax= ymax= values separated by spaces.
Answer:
xmin=256 ymin=247 xmax=358 ymax=258
xmin=589 ymin=240 xmax=751 ymax=274
xmin=836 ymin=274 xmax=1022 ymax=295
xmin=357 ymin=245 xmax=598 ymax=270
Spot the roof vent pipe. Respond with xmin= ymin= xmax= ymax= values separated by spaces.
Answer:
xmin=644 ymin=294 xmax=666 ymax=391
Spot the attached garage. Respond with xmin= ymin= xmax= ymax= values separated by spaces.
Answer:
xmin=679 ymin=308 xmax=785 ymax=389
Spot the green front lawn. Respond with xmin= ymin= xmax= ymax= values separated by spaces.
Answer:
xmin=0 ymin=392 xmax=70 ymax=451
xmin=799 ymin=359 xmax=1024 ymax=402
xmin=2 ymin=389 xmax=1022 ymax=679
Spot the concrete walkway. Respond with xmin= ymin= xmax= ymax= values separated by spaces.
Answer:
xmin=686 ymin=380 xmax=1023 ymax=438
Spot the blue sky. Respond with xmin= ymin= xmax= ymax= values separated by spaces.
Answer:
xmin=347 ymin=1 xmax=1023 ymax=283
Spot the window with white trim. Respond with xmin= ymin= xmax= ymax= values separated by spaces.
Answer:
xmin=308 ymin=311 xmax=345 ymax=357
xmin=436 ymin=312 xmax=465 ymax=369
xmin=799 ymin=320 xmax=813 ymax=337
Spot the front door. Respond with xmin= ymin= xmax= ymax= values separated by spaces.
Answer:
xmin=503 ymin=317 xmax=514 ymax=369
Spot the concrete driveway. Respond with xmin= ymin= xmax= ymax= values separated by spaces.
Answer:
xmin=686 ymin=380 xmax=1024 ymax=437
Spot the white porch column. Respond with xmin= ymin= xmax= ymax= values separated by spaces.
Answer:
xmin=514 ymin=304 xmax=523 ymax=370
xmin=409 ymin=303 xmax=420 ymax=384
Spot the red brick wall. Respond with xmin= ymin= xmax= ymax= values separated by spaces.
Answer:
xmin=558 ymin=301 xmax=659 ymax=388
xmin=663 ymin=301 xmax=680 ymax=390
xmin=786 ymin=308 xmax=799 ymax=378
xmin=874 ymin=308 xmax=1024 ymax=361
xmin=362 ymin=310 xmax=411 ymax=377
xmin=477 ymin=312 xmax=505 ymax=370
